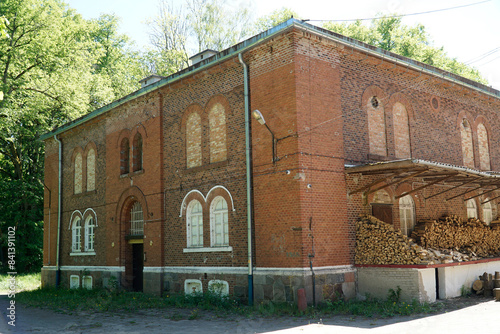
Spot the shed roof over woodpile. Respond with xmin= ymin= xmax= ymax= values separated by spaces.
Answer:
xmin=346 ymin=159 xmax=500 ymax=204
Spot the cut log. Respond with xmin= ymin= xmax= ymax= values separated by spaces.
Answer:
xmin=472 ymin=280 xmax=484 ymax=292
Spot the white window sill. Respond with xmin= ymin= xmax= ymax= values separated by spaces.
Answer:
xmin=183 ymin=246 xmax=233 ymax=253
xmin=70 ymin=251 xmax=96 ymax=256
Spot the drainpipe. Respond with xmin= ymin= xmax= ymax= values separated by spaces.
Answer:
xmin=43 ymin=183 xmax=51 ymax=265
xmin=238 ymin=53 xmax=254 ymax=306
xmin=54 ymin=135 xmax=62 ymax=287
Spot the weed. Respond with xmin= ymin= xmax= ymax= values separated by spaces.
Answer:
xmin=460 ymin=285 xmax=471 ymax=297
xmin=188 ymin=308 xmax=199 ymax=320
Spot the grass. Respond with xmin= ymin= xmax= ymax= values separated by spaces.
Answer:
xmin=15 ymin=286 xmax=443 ymax=319
xmin=0 ymin=273 xmax=41 ymax=293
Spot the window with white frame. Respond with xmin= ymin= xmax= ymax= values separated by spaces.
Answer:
xmin=187 ymin=200 xmax=203 ymax=247
xmin=211 ymin=196 xmax=228 ymax=246
xmin=482 ymin=201 xmax=493 ymax=225
xmin=72 ymin=217 xmax=82 ymax=252
xmin=82 ymin=275 xmax=93 ymax=289
xmin=130 ymin=202 xmax=144 ymax=236
xmin=466 ymin=199 xmax=478 ymax=219
xmin=399 ymin=195 xmax=415 ymax=236
xmin=84 ymin=216 xmax=95 ymax=251
xmin=70 ymin=275 xmax=80 ymax=289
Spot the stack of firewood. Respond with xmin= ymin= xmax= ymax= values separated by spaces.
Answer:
xmin=355 ymin=215 xmax=421 ymax=265
xmin=411 ymin=216 xmax=500 ymax=258
xmin=355 ymin=215 xmax=500 ymax=265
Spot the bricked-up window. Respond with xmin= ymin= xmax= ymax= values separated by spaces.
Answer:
xmin=483 ymin=201 xmax=493 ymax=225
xmin=477 ymin=123 xmax=491 ymax=170
xmin=84 ymin=216 xmax=95 ymax=251
xmin=209 ymin=103 xmax=227 ymax=163
xmin=120 ymin=138 xmax=130 ymax=175
xmin=86 ymin=148 xmax=96 ymax=191
xmin=367 ymin=96 xmax=387 ymax=157
xmin=466 ymin=199 xmax=478 ymax=219
xmin=210 ymin=196 xmax=229 ymax=246
xmin=187 ymin=200 xmax=203 ymax=247
xmin=130 ymin=202 xmax=144 ymax=236
xmin=72 ymin=217 xmax=82 ymax=252
xmin=186 ymin=113 xmax=202 ymax=168
xmin=460 ymin=119 xmax=474 ymax=168
xmin=393 ymin=102 xmax=411 ymax=158
xmin=399 ymin=195 xmax=415 ymax=236
xmin=133 ymin=133 xmax=143 ymax=172
xmin=74 ymin=153 xmax=83 ymax=194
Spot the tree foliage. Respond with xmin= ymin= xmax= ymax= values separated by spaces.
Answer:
xmin=146 ymin=0 xmax=252 ymax=76
xmin=323 ymin=16 xmax=487 ymax=84
xmin=0 ymin=0 xmax=143 ymax=273
xmin=251 ymin=7 xmax=299 ymax=34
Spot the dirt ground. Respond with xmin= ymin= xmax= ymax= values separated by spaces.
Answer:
xmin=0 ymin=293 xmax=495 ymax=334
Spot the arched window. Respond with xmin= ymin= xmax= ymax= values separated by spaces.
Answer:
xmin=210 ymin=196 xmax=229 ymax=246
xmin=133 ymin=133 xmax=143 ymax=172
xmin=209 ymin=103 xmax=227 ymax=163
xmin=460 ymin=119 xmax=474 ymax=168
xmin=130 ymin=202 xmax=144 ymax=236
xmin=367 ymin=96 xmax=387 ymax=157
xmin=477 ymin=123 xmax=490 ymax=170
xmin=120 ymin=138 xmax=130 ymax=175
xmin=186 ymin=113 xmax=202 ymax=168
xmin=86 ymin=148 xmax=96 ymax=191
xmin=72 ymin=217 xmax=82 ymax=252
xmin=84 ymin=216 xmax=95 ymax=251
xmin=466 ymin=199 xmax=478 ymax=219
xmin=187 ymin=200 xmax=203 ymax=247
xmin=393 ymin=102 xmax=411 ymax=159
xmin=399 ymin=195 xmax=415 ymax=236
xmin=74 ymin=152 xmax=83 ymax=194
xmin=482 ymin=201 xmax=493 ymax=225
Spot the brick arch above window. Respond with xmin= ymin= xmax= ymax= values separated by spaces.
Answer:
xmin=179 ymin=185 xmax=235 ymax=218
xmin=361 ymin=85 xmax=388 ymax=158
xmin=116 ymin=186 xmax=150 ymax=226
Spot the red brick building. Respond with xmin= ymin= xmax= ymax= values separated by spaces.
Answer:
xmin=41 ymin=19 xmax=500 ymax=303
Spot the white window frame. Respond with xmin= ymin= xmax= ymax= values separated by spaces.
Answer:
xmin=482 ymin=201 xmax=493 ymax=225
xmin=84 ymin=216 xmax=95 ymax=252
xmin=82 ymin=275 xmax=93 ymax=290
xmin=399 ymin=195 xmax=415 ymax=236
xmin=71 ymin=217 xmax=82 ymax=252
xmin=187 ymin=200 xmax=203 ymax=247
xmin=70 ymin=275 xmax=80 ymax=289
xmin=184 ymin=279 xmax=202 ymax=295
xmin=130 ymin=202 xmax=144 ymax=236
xmin=210 ymin=196 xmax=229 ymax=247
xmin=466 ymin=199 xmax=478 ymax=219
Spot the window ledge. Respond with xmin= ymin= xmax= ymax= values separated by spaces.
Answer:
xmin=70 ymin=251 xmax=96 ymax=256
xmin=183 ymin=246 xmax=232 ymax=253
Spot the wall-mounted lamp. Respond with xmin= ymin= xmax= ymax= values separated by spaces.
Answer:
xmin=252 ymin=109 xmax=277 ymax=164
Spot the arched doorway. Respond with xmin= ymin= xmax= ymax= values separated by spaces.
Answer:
xmin=121 ymin=199 xmax=145 ymax=292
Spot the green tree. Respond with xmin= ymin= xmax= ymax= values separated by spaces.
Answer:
xmin=147 ymin=0 xmax=252 ymax=76
xmin=323 ymin=16 xmax=486 ymax=84
xmin=0 ymin=0 xmax=142 ymax=273
xmin=251 ymin=7 xmax=299 ymax=34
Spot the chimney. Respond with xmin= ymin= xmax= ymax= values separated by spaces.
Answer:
xmin=139 ymin=74 xmax=165 ymax=88
xmin=189 ymin=49 xmax=218 ymax=66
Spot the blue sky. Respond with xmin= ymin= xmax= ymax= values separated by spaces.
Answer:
xmin=66 ymin=0 xmax=500 ymax=89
